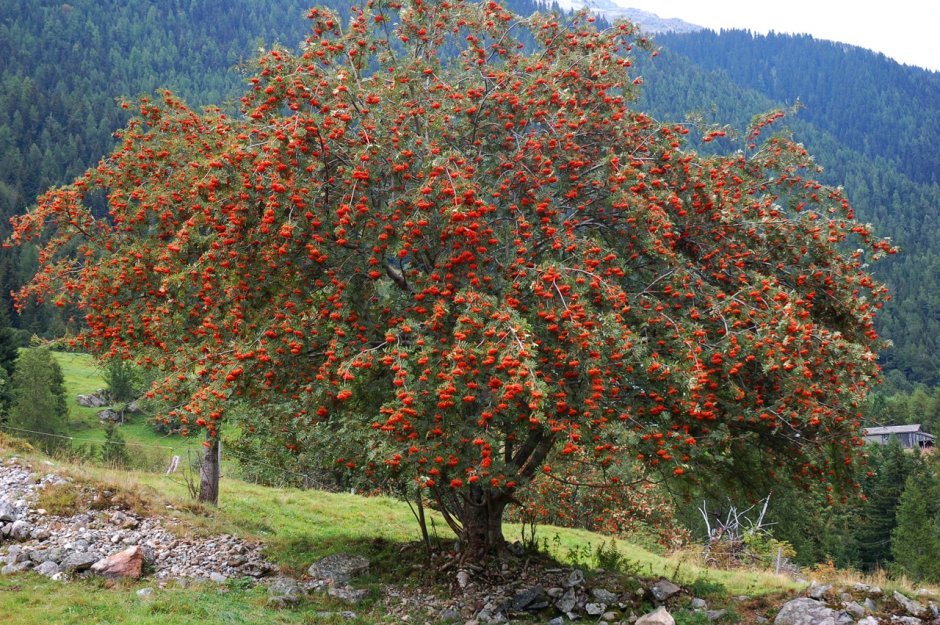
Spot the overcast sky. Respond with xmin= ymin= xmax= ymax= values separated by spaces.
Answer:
xmin=608 ymin=0 xmax=940 ymax=72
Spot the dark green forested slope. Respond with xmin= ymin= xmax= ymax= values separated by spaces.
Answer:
xmin=2 ymin=3 xmax=939 ymax=386
xmin=654 ymin=30 xmax=940 ymax=187
xmin=637 ymin=32 xmax=940 ymax=388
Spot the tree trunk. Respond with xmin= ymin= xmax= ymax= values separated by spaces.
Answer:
xmin=198 ymin=434 xmax=220 ymax=505
xmin=459 ymin=485 xmax=508 ymax=562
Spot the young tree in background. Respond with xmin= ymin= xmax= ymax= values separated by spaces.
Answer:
xmin=10 ymin=0 xmax=892 ymax=560
xmin=891 ymin=474 xmax=940 ymax=582
xmin=7 ymin=348 xmax=68 ymax=454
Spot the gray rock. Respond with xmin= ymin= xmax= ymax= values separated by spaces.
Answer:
xmin=0 ymin=502 xmax=17 ymax=522
xmin=505 ymin=587 xmax=548 ymax=613
xmin=864 ymin=597 xmax=878 ymax=612
xmin=10 ymin=520 xmax=32 ymax=540
xmin=808 ymin=582 xmax=833 ymax=600
xmin=267 ymin=576 xmax=305 ymax=607
xmin=650 ymin=579 xmax=682 ymax=602
xmin=565 ymin=568 xmax=585 ymax=587
xmin=894 ymin=590 xmax=927 ymax=617
xmin=439 ymin=607 xmax=461 ymax=622
xmin=34 ymin=548 xmax=65 ymax=564
xmin=97 ymin=409 xmax=122 ymax=422
xmin=690 ymin=597 xmax=708 ymax=610
xmin=706 ymin=609 xmax=727 ymax=621
xmin=327 ymin=586 xmax=369 ymax=604
xmin=856 ymin=618 xmax=878 ymax=625
xmin=773 ymin=597 xmax=852 ymax=625
xmin=77 ymin=392 xmax=111 ymax=408
xmin=137 ymin=588 xmax=154 ymax=598
xmin=891 ymin=617 xmax=923 ymax=625
xmin=843 ymin=600 xmax=866 ymax=618
xmin=546 ymin=618 xmax=565 ymax=625
xmin=307 ymin=553 xmax=369 ymax=584
xmin=555 ymin=587 xmax=577 ymax=613
xmin=586 ymin=602 xmax=606 ymax=616
xmin=593 ymin=588 xmax=619 ymax=603
xmin=209 ymin=572 xmax=227 ymax=584
xmin=1 ymin=561 xmax=33 ymax=575
xmin=61 ymin=552 xmax=98 ymax=573
xmin=635 ymin=606 xmax=675 ymax=625
xmin=34 ymin=561 xmax=60 ymax=577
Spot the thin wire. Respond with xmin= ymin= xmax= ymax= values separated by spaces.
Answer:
xmin=1 ymin=423 xmax=328 ymax=487
xmin=0 ymin=423 xmax=179 ymax=450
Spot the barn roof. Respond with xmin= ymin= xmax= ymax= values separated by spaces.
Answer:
xmin=864 ymin=424 xmax=935 ymax=438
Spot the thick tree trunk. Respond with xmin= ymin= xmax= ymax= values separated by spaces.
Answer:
xmin=459 ymin=485 xmax=508 ymax=562
xmin=198 ymin=435 xmax=220 ymax=505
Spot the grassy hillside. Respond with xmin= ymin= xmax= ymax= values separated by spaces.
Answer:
xmin=0 ymin=351 xmax=804 ymax=623
xmin=0 ymin=448 xmax=801 ymax=624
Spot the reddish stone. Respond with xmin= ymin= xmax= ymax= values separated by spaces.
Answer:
xmin=90 ymin=545 xmax=144 ymax=579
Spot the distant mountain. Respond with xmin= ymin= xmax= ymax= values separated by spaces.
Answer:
xmin=551 ymin=0 xmax=703 ymax=33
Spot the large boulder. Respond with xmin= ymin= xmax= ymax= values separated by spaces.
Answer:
xmin=774 ymin=598 xmax=853 ymax=625
xmin=91 ymin=545 xmax=145 ymax=579
xmin=893 ymin=590 xmax=927 ymax=617
xmin=76 ymin=391 xmax=112 ymax=408
xmin=307 ymin=553 xmax=369 ymax=584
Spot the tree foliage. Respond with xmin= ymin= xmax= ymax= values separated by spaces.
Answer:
xmin=11 ymin=0 xmax=891 ymax=558
xmin=7 ymin=348 xmax=68 ymax=454
xmin=890 ymin=473 xmax=940 ymax=582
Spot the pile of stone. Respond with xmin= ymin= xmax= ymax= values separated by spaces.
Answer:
xmin=0 ymin=457 xmax=272 ymax=583
xmin=773 ymin=581 xmax=940 ymax=625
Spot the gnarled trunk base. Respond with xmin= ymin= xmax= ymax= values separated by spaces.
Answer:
xmin=459 ymin=486 xmax=508 ymax=563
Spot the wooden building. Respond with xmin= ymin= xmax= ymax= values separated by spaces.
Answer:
xmin=863 ymin=424 xmax=935 ymax=449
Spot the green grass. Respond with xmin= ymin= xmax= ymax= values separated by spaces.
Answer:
xmin=45 ymin=350 xmax=202 ymax=469
xmin=0 ymin=575 xmax=373 ymax=625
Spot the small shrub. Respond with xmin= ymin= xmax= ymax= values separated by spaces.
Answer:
xmin=687 ymin=577 xmax=727 ymax=600
xmin=99 ymin=423 xmax=131 ymax=468
xmin=594 ymin=539 xmax=635 ymax=573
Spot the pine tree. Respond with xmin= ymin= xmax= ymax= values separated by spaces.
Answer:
xmin=891 ymin=475 xmax=940 ymax=582
xmin=100 ymin=422 xmax=130 ymax=468
xmin=7 ymin=348 xmax=68 ymax=454
xmin=857 ymin=437 xmax=919 ymax=569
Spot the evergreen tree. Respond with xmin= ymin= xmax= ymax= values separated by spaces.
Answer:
xmin=100 ymin=422 xmax=130 ymax=468
xmin=856 ymin=437 xmax=920 ymax=569
xmin=7 ymin=348 xmax=68 ymax=454
xmin=891 ymin=474 xmax=940 ymax=582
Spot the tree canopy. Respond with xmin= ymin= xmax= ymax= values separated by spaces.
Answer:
xmin=10 ymin=0 xmax=891 ymax=559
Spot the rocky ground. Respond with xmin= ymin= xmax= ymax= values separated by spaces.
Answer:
xmin=3 ymin=455 xmax=940 ymax=624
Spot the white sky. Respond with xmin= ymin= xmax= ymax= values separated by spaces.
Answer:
xmin=611 ymin=0 xmax=940 ymax=72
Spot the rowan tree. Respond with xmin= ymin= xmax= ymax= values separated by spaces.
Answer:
xmin=10 ymin=0 xmax=892 ymax=560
